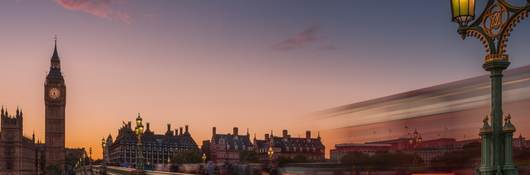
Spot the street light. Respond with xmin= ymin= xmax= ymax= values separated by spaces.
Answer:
xmin=451 ymin=0 xmax=476 ymax=25
xmin=133 ymin=113 xmax=145 ymax=175
xmin=101 ymin=138 xmax=107 ymax=174
xmin=267 ymin=138 xmax=274 ymax=173
xmin=267 ymin=146 xmax=274 ymax=161
xmin=450 ymin=1 xmax=529 ymax=175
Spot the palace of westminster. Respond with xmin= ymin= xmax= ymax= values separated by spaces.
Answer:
xmin=0 ymin=41 xmax=67 ymax=174
xmin=0 ymin=41 xmax=327 ymax=174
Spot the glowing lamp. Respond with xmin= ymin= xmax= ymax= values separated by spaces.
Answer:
xmin=451 ymin=0 xmax=475 ymax=25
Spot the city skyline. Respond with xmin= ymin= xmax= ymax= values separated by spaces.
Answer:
xmin=3 ymin=0 xmax=530 ymax=160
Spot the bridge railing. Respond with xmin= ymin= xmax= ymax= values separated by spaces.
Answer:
xmin=90 ymin=165 xmax=195 ymax=175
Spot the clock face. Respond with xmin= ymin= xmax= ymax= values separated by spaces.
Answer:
xmin=49 ymin=88 xmax=61 ymax=99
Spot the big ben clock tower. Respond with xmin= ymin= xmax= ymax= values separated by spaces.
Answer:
xmin=45 ymin=39 xmax=66 ymax=172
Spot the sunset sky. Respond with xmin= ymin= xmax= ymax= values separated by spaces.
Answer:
xmin=1 ymin=0 xmax=530 ymax=159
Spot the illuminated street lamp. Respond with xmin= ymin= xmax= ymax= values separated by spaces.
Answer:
xmin=267 ymin=143 xmax=275 ymax=170
xmin=202 ymin=153 xmax=207 ymax=163
xmin=267 ymin=145 xmax=274 ymax=161
xmin=133 ymin=113 xmax=145 ymax=175
xmin=407 ymin=129 xmax=422 ymax=168
xmin=450 ymin=0 xmax=529 ymax=174
xmin=89 ymin=147 xmax=93 ymax=173
xmin=101 ymin=138 xmax=107 ymax=175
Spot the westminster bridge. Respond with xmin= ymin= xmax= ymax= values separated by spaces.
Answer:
xmin=76 ymin=165 xmax=196 ymax=175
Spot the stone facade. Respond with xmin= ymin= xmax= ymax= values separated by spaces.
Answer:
xmin=44 ymin=40 xmax=67 ymax=172
xmin=0 ymin=41 xmax=68 ymax=174
xmin=254 ymin=130 xmax=325 ymax=162
xmin=106 ymin=115 xmax=199 ymax=168
xmin=0 ymin=108 xmax=39 ymax=175
xmin=207 ymin=127 xmax=254 ymax=164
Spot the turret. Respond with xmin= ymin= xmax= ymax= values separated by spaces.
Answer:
xmin=106 ymin=134 xmax=113 ymax=146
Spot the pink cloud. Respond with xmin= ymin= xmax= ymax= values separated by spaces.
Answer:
xmin=273 ymin=25 xmax=321 ymax=51
xmin=55 ymin=0 xmax=131 ymax=24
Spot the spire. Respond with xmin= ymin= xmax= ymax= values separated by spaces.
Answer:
xmin=52 ymin=35 xmax=59 ymax=60
xmin=50 ymin=35 xmax=61 ymax=70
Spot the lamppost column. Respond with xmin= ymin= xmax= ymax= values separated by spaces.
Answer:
xmin=483 ymin=60 xmax=510 ymax=172
xmin=137 ymin=134 xmax=144 ymax=171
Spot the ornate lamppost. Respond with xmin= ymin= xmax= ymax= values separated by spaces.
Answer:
xmin=89 ymin=147 xmax=93 ymax=174
xmin=408 ymin=129 xmax=422 ymax=168
xmin=450 ymin=0 xmax=529 ymax=174
xmin=133 ymin=114 xmax=145 ymax=175
xmin=101 ymin=138 xmax=107 ymax=175
xmin=267 ymin=141 xmax=275 ymax=174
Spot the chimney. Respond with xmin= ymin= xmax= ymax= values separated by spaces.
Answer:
xmin=175 ymin=129 xmax=179 ymax=136
xmin=179 ymin=127 xmax=183 ymax=135
xmin=212 ymin=127 xmax=217 ymax=136
xmin=265 ymin=134 xmax=270 ymax=140
xmin=146 ymin=123 xmax=151 ymax=131
xmin=166 ymin=124 xmax=173 ymax=136
xmin=127 ymin=121 xmax=132 ymax=129
xmin=282 ymin=129 xmax=288 ymax=138
xmin=306 ymin=130 xmax=311 ymax=139
xmin=185 ymin=125 xmax=189 ymax=133
xmin=233 ymin=127 xmax=239 ymax=135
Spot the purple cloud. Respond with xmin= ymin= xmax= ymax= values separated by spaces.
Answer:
xmin=273 ymin=26 xmax=320 ymax=51
xmin=55 ymin=0 xmax=131 ymax=24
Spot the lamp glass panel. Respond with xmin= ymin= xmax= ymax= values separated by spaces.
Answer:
xmin=451 ymin=0 xmax=461 ymax=18
xmin=459 ymin=0 xmax=469 ymax=16
xmin=469 ymin=0 xmax=475 ymax=17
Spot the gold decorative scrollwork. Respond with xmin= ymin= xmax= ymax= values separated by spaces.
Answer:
xmin=498 ymin=10 xmax=529 ymax=54
xmin=482 ymin=3 xmax=509 ymax=37
xmin=466 ymin=30 xmax=492 ymax=54
xmin=484 ymin=53 xmax=508 ymax=63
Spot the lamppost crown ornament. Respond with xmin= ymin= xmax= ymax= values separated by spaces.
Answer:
xmin=451 ymin=0 xmax=530 ymax=63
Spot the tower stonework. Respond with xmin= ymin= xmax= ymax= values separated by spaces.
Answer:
xmin=44 ymin=40 xmax=66 ymax=172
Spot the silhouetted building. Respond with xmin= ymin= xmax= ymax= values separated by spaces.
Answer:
xmin=207 ymin=127 xmax=253 ymax=163
xmin=254 ymin=130 xmax=325 ymax=162
xmin=0 ymin=41 xmax=68 ymax=175
xmin=45 ymin=39 xmax=67 ymax=172
xmin=0 ymin=108 xmax=39 ymax=175
xmin=106 ymin=115 xmax=199 ymax=167
xmin=330 ymin=143 xmax=391 ymax=161
xmin=331 ymin=137 xmax=468 ymax=165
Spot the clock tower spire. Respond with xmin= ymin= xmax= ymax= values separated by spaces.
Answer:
xmin=45 ymin=37 xmax=66 ymax=173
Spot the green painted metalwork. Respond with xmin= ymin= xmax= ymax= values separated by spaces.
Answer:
xmin=451 ymin=0 xmax=530 ymax=174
